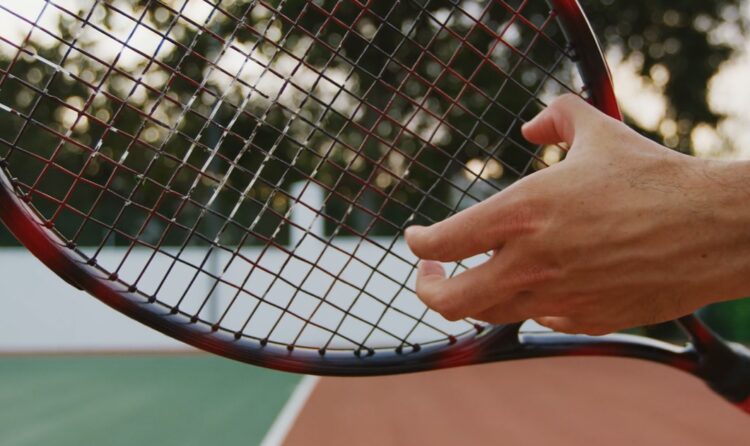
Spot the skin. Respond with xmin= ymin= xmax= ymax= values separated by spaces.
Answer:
xmin=405 ymin=95 xmax=750 ymax=335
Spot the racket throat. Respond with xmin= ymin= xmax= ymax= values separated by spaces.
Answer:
xmin=693 ymin=341 xmax=750 ymax=409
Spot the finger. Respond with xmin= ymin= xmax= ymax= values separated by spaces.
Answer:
xmin=521 ymin=94 xmax=602 ymax=146
xmin=414 ymin=258 xmax=512 ymax=321
xmin=405 ymin=195 xmax=532 ymax=262
xmin=471 ymin=292 xmax=544 ymax=325
xmin=534 ymin=316 xmax=612 ymax=336
xmin=534 ymin=316 xmax=575 ymax=332
xmin=416 ymin=259 xmax=446 ymax=280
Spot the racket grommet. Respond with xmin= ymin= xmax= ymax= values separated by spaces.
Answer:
xmin=260 ymin=338 xmax=268 ymax=347
xmin=0 ymin=158 xmax=7 ymax=168
xmin=65 ymin=241 xmax=76 ymax=249
xmin=474 ymin=324 xmax=484 ymax=334
xmin=127 ymin=285 xmax=137 ymax=292
xmin=43 ymin=220 xmax=54 ymax=229
xmin=318 ymin=348 xmax=326 ymax=356
xmin=233 ymin=332 xmax=241 ymax=340
xmin=286 ymin=344 xmax=294 ymax=352
xmin=211 ymin=324 xmax=219 ymax=332
xmin=21 ymin=194 xmax=32 ymax=203
xmin=367 ymin=348 xmax=374 ymax=357
xmin=170 ymin=307 xmax=178 ymax=315
xmin=108 ymin=273 xmax=118 ymax=281
xmin=86 ymin=258 xmax=96 ymax=266
xmin=190 ymin=315 xmax=198 ymax=323
xmin=448 ymin=335 xmax=457 ymax=345
xmin=147 ymin=296 xmax=156 ymax=303
xmin=395 ymin=346 xmax=403 ymax=355
xmin=412 ymin=344 xmax=421 ymax=353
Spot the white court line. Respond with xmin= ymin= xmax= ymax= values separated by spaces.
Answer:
xmin=260 ymin=375 xmax=320 ymax=446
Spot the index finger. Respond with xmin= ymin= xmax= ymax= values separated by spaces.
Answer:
xmin=405 ymin=191 xmax=535 ymax=262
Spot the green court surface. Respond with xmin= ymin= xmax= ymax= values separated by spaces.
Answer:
xmin=0 ymin=355 xmax=300 ymax=446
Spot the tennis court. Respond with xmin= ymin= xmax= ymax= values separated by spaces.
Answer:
xmin=3 ymin=353 xmax=750 ymax=445
xmin=0 ymin=355 xmax=299 ymax=446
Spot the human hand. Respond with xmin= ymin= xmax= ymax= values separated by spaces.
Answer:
xmin=405 ymin=95 xmax=750 ymax=335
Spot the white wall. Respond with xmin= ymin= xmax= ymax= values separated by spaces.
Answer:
xmin=0 ymin=248 xmax=191 ymax=353
xmin=0 ymin=244 xmax=547 ymax=354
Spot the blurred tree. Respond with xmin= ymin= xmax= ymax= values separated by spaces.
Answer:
xmin=586 ymin=0 xmax=746 ymax=151
xmin=1 ymin=0 xmax=744 ymax=247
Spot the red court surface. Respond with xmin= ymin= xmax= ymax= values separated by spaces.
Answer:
xmin=284 ymin=357 xmax=750 ymax=445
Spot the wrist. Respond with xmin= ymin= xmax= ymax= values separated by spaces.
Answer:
xmin=694 ymin=158 xmax=750 ymax=306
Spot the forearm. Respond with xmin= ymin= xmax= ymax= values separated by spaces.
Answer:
xmin=698 ymin=158 xmax=750 ymax=305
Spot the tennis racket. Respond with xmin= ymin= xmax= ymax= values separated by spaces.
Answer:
xmin=1 ymin=0 xmax=749 ymax=412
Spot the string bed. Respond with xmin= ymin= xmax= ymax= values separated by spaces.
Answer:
xmin=0 ymin=0 xmax=583 ymax=354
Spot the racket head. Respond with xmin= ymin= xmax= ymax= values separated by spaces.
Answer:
xmin=0 ymin=0 xmax=619 ymax=374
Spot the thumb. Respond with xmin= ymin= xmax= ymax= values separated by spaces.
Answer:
xmin=413 ymin=259 xmax=447 ymax=295
xmin=521 ymin=94 xmax=602 ymax=147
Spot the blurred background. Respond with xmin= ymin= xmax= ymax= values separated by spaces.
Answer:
xmin=1 ymin=0 xmax=750 ymax=444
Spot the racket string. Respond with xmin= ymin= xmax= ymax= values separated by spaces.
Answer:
xmin=1 ymin=0 xmax=464 ymax=338
xmin=2 ymin=0 xmax=548 ymax=244
xmin=144 ymin=0 xmax=452 ymax=346
xmin=0 ymin=2 xmax=439 ymax=346
xmin=0 ymin=0 xmax=584 ymax=350
xmin=0 ymin=7 xmax=440 ymax=272
xmin=0 ymin=0 xmax=464 ymax=240
xmin=250 ymin=0 xmax=551 ymax=349
xmin=44 ymin=0 xmax=493 ymax=248
xmin=1 ymin=0 xmax=524 ymax=346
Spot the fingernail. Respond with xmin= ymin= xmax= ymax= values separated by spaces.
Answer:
xmin=404 ymin=225 xmax=425 ymax=238
xmin=418 ymin=260 xmax=445 ymax=277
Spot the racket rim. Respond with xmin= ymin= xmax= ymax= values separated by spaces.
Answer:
xmin=0 ymin=0 xmax=681 ymax=374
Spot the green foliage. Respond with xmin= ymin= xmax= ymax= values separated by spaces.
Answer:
xmin=702 ymin=298 xmax=750 ymax=342
xmin=586 ymin=0 xmax=745 ymax=150
xmin=0 ymin=0 xmax=746 ymax=243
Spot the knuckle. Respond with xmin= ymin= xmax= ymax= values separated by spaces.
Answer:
xmin=496 ymin=192 xmax=548 ymax=239
xmin=507 ymin=264 xmax=559 ymax=291
xmin=510 ymin=203 xmax=539 ymax=235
